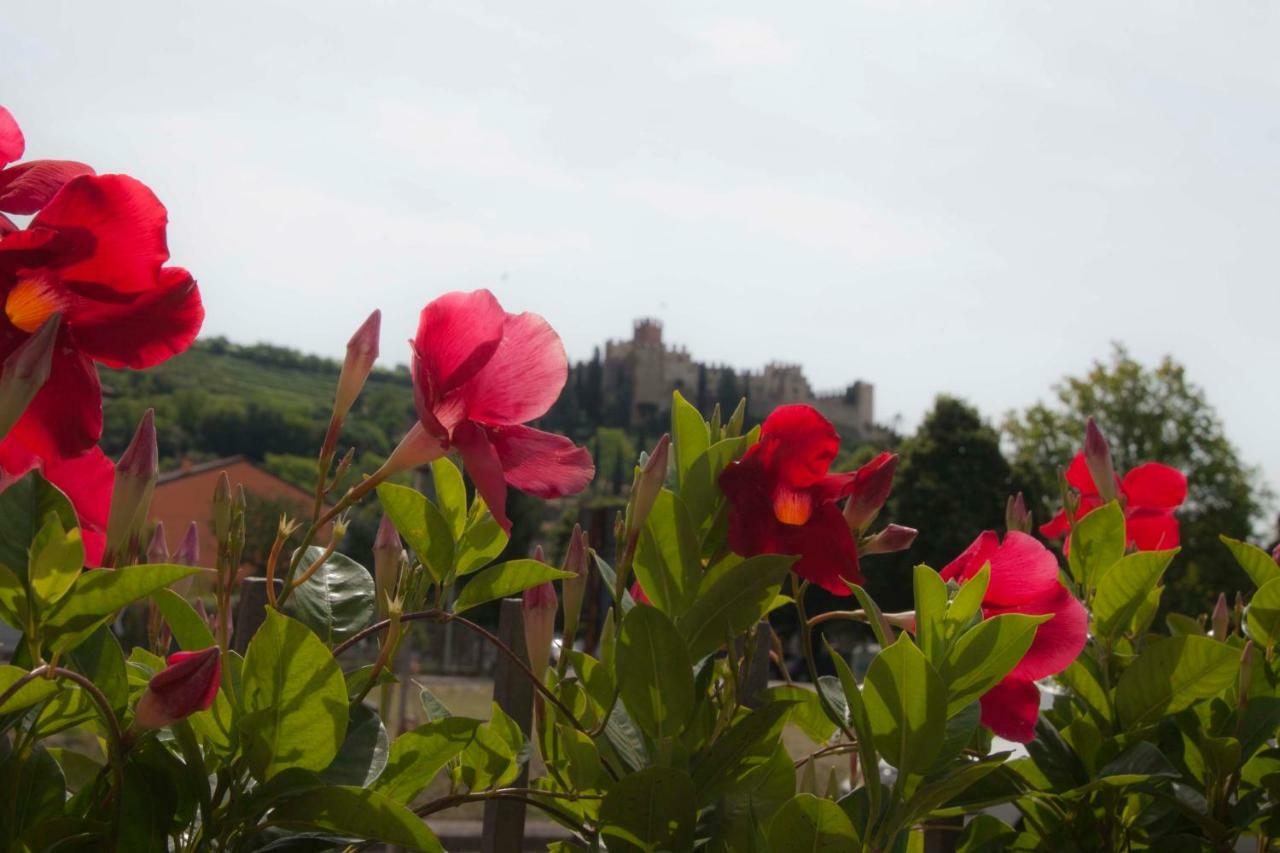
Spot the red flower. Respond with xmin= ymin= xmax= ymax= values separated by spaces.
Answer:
xmin=133 ymin=646 xmax=222 ymax=730
xmin=1039 ymin=452 xmax=1187 ymax=551
xmin=0 ymin=174 xmax=203 ymax=458
xmin=940 ymin=531 xmax=1088 ymax=743
xmin=0 ymin=106 xmax=94 ymax=233
xmin=411 ymin=290 xmax=593 ymax=531
xmin=630 ymin=581 xmax=651 ymax=606
xmin=719 ymin=405 xmax=894 ymax=596
xmin=0 ymin=436 xmax=113 ymax=566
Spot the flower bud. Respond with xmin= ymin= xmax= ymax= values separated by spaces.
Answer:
xmin=133 ymin=646 xmax=221 ymax=731
xmin=843 ymin=453 xmax=897 ymax=532
xmin=381 ymin=422 xmax=447 ymax=477
xmin=106 ymin=408 xmax=158 ymax=561
xmin=522 ymin=576 xmax=557 ymax=679
xmin=373 ymin=513 xmax=402 ymax=615
xmin=860 ymin=524 xmax=918 ymax=556
xmin=174 ymin=521 xmax=200 ymax=566
xmin=1272 ymin=543 xmax=1280 ymax=565
xmin=212 ymin=472 xmax=232 ymax=543
xmin=1084 ymin=418 xmax=1119 ymax=502
xmin=0 ymin=313 xmax=60 ymax=441
xmin=1212 ymin=592 xmax=1229 ymax=639
xmin=1005 ymin=492 xmax=1032 ymax=534
xmin=146 ymin=522 xmax=169 ymax=564
xmin=325 ymin=310 xmax=381 ymax=456
xmin=627 ymin=434 xmax=670 ymax=536
xmin=1240 ymin=640 xmax=1255 ymax=706
xmin=559 ymin=525 xmax=589 ymax=651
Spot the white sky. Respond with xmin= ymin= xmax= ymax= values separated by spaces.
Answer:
xmin=4 ymin=1 xmax=1278 ymax=492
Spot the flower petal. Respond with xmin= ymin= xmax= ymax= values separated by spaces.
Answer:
xmin=412 ymin=289 xmax=505 ymax=401
xmin=0 ymin=107 xmax=23 ymax=168
xmin=1126 ymin=508 xmax=1180 ymax=551
xmin=1038 ymin=511 xmax=1071 ymax=542
xmin=66 ymin=267 xmax=203 ymax=368
xmin=987 ymin=584 xmax=1088 ymax=682
xmin=464 ymin=311 xmax=568 ymax=426
xmin=982 ymin=531 xmax=1065 ymax=608
xmin=6 ymin=337 xmax=102 ymax=458
xmin=784 ymin=501 xmax=861 ymax=595
xmin=31 ymin=174 xmax=170 ymax=294
xmin=938 ymin=530 xmax=1000 ymax=584
xmin=758 ymin=405 xmax=839 ymax=489
xmin=451 ymin=420 xmax=511 ymax=533
xmin=486 ymin=424 xmax=594 ymax=499
xmin=1064 ymin=452 xmax=1098 ymax=496
xmin=41 ymin=445 xmax=113 ymax=567
xmin=1122 ymin=463 xmax=1187 ymax=510
xmin=0 ymin=160 xmax=95 ymax=215
xmin=979 ymin=678 xmax=1041 ymax=743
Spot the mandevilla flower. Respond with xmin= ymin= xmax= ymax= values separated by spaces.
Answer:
xmin=0 ymin=106 xmax=93 ymax=232
xmin=133 ymin=646 xmax=221 ymax=731
xmin=1039 ymin=451 xmax=1187 ymax=551
xmin=719 ymin=405 xmax=896 ymax=595
xmin=939 ymin=531 xmax=1088 ymax=743
xmin=0 ymin=173 xmax=203 ymax=458
xmin=409 ymin=289 xmax=593 ymax=531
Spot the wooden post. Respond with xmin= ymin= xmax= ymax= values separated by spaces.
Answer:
xmin=481 ymin=599 xmax=533 ymax=853
xmin=922 ymin=815 xmax=962 ymax=852
xmin=231 ymin=577 xmax=282 ymax=654
xmin=738 ymin=621 xmax=772 ymax=708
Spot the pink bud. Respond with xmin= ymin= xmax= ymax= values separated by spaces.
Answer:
xmin=560 ymin=525 xmax=589 ymax=642
xmin=0 ymin=313 xmax=60 ymax=440
xmin=373 ymin=513 xmax=402 ymax=612
xmin=522 ymin=580 xmax=558 ymax=677
xmin=1212 ymin=593 xmax=1229 ymax=639
xmin=106 ymin=409 xmax=159 ymax=561
xmin=173 ymin=522 xmax=200 ymax=566
xmin=1272 ymin=543 xmax=1280 ymax=565
xmin=1006 ymin=493 xmax=1032 ymax=534
xmin=1084 ymin=418 xmax=1119 ymax=502
xmin=325 ymin=310 xmax=381 ymax=454
xmin=861 ymin=524 xmax=918 ymax=555
xmin=146 ymin=522 xmax=169 ymax=564
xmin=628 ymin=434 xmax=670 ymax=536
xmin=844 ymin=453 xmax=898 ymax=531
xmin=133 ymin=647 xmax=221 ymax=730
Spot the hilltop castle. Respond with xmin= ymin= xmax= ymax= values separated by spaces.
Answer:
xmin=551 ymin=318 xmax=875 ymax=441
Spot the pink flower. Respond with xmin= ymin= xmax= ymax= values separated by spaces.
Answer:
xmin=940 ymin=531 xmax=1088 ymax=743
xmin=410 ymin=290 xmax=593 ymax=531
xmin=0 ymin=106 xmax=93 ymax=232
xmin=1040 ymin=452 xmax=1187 ymax=551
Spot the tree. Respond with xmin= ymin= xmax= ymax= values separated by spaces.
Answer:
xmin=1003 ymin=345 xmax=1267 ymax=616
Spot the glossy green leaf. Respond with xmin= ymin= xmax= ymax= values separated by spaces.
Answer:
xmin=691 ymin=699 xmax=796 ymax=803
xmin=903 ymin=755 xmax=1007 ymax=825
xmin=682 ymin=434 xmax=753 ymax=530
xmin=825 ymin=638 xmax=881 ymax=816
xmin=672 ymin=390 xmax=709 ymax=493
xmin=285 ymin=546 xmax=376 ymax=644
xmin=151 ymin=588 xmax=216 ymax=650
xmin=1222 ymin=535 xmax=1280 ymax=589
xmin=0 ymin=664 xmax=59 ymax=714
xmin=0 ymin=743 xmax=65 ymax=839
xmin=766 ymin=793 xmax=860 ymax=852
xmin=322 ymin=704 xmax=389 ymax=786
xmin=848 ymin=583 xmax=895 ymax=648
xmin=377 ymin=483 xmax=454 ymax=582
xmin=1057 ymin=658 xmax=1112 ymax=725
xmin=0 ymin=470 xmax=77 ymax=584
xmin=456 ymin=705 xmax=523 ymax=790
xmin=0 ymin=563 xmax=29 ymax=632
xmin=1092 ymin=549 xmax=1177 ymax=638
xmin=632 ymin=489 xmax=702 ymax=618
xmin=240 ymin=609 xmax=348 ymax=780
xmin=617 ymin=605 xmax=694 ymax=739
xmin=28 ymin=512 xmax=83 ymax=608
xmin=430 ymin=456 xmax=468 ymax=538
xmin=374 ymin=716 xmax=478 ymax=804
xmin=67 ymin=625 xmax=128 ymax=716
xmin=863 ymin=633 xmax=947 ymax=772
xmin=678 ymin=554 xmax=793 ymax=661
xmin=761 ymin=684 xmax=837 ymax=743
xmin=1068 ymin=500 xmax=1125 ymax=588
xmin=44 ymin=563 xmax=202 ymax=653
xmin=270 ymin=785 xmax=443 ymax=852
xmin=942 ymin=612 xmax=1049 ymax=715
xmin=1115 ymin=635 xmax=1241 ymax=727
xmin=454 ymin=496 xmax=508 ymax=576
xmin=1248 ymin=577 xmax=1280 ymax=648
xmin=945 ymin=564 xmax=989 ymax=633
xmin=451 ymin=559 xmax=573 ymax=614
xmin=913 ymin=564 xmax=948 ymax=665
xmin=600 ymin=766 xmax=697 ymax=853
xmin=709 ymin=744 xmax=795 ymax=852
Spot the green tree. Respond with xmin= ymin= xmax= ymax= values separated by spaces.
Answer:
xmin=1003 ymin=345 xmax=1267 ymax=616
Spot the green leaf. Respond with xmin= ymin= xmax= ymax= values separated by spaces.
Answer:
xmin=1222 ymin=535 xmax=1280 ymax=589
xmin=1248 ymin=577 xmax=1280 ymax=648
xmin=456 ymin=705 xmax=523 ymax=790
xmin=1092 ymin=549 xmax=1178 ymax=638
xmin=761 ymin=685 xmax=837 ymax=744
xmin=825 ymin=638 xmax=881 ymax=815
xmin=632 ymin=489 xmax=702 ymax=618
xmin=151 ymin=588 xmax=216 ymax=650
xmin=617 ymin=605 xmax=694 ymax=739
xmin=0 ymin=563 xmax=29 ymax=632
xmin=269 ymin=785 xmax=443 ymax=852
xmin=691 ymin=700 xmax=796 ymax=803
xmin=678 ymin=554 xmax=793 ymax=661
xmin=67 ymin=625 xmax=128 ymax=717
xmin=0 ymin=471 xmax=77 ymax=584
xmin=1067 ymin=501 xmax=1125 ymax=588
xmin=600 ymin=766 xmax=697 ymax=853
xmin=27 ymin=512 xmax=83 ymax=608
xmin=709 ymin=744 xmax=795 ymax=852
xmin=942 ymin=612 xmax=1049 ymax=715
xmin=374 ymin=716 xmax=478 ymax=804
xmin=451 ymin=559 xmax=573 ymax=614
xmin=0 ymin=742 xmax=65 ymax=839
xmin=682 ymin=434 xmax=753 ymax=531
xmin=1057 ymin=658 xmax=1112 ymax=725
xmin=430 ymin=456 xmax=468 ymax=539
xmin=903 ymin=756 xmax=1007 ymax=825
xmin=913 ymin=564 xmax=948 ymax=665
xmin=44 ymin=563 xmax=202 ymax=653
xmin=945 ymin=565 xmax=989 ymax=633
xmin=322 ymin=703 xmax=389 ymax=786
xmin=766 ymin=793 xmax=860 ymax=852
xmin=1115 ymin=635 xmax=1241 ymax=728
xmin=240 ymin=609 xmax=348 ymax=780
xmin=285 ymin=547 xmax=376 ymax=645
xmin=0 ymin=664 xmax=59 ymax=714
xmin=849 ymin=583 xmax=895 ymax=648
xmin=672 ymin=389 xmax=709 ymax=493
xmin=377 ymin=483 xmax=454 ymax=582
xmin=454 ymin=496 xmax=508 ymax=576
xmin=863 ymin=633 xmax=947 ymax=772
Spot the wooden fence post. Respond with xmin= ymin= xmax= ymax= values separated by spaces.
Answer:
xmin=231 ymin=577 xmax=283 ymax=654
xmin=481 ymin=598 xmax=533 ymax=852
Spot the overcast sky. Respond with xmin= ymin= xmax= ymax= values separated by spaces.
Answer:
xmin=4 ymin=1 xmax=1278 ymax=496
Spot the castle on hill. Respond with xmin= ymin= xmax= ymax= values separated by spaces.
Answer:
xmin=548 ymin=318 xmax=875 ymax=441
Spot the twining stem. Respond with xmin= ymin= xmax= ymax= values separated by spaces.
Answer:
xmin=413 ymin=787 xmax=598 ymax=835
xmin=807 ymin=609 xmax=916 ymax=630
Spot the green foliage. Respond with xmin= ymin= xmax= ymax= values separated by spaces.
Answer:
xmin=284 ymin=547 xmax=376 ymax=644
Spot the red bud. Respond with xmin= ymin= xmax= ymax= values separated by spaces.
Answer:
xmin=628 ymin=434 xmax=670 ymax=536
xmin=373 ymin=513 xmax=402 ymax=613
xmin=861 ymin=524 xmax=918 ymax=555
xmin=560 ymin=525 xmax=589 ymax=643
xmin=522 ymin=580 xmax=558 ymax=677
xmin=146 ymin=522 xmax=169 ymax=564
xmin=1212 ymin=592 xmax=1229 ymax=639
xmin=1084 ymin=419 xmax=1119 ymax=502
xmin=844 ymin=453 xmax=897 ymax=531
xmin=325 ymin=310 xmax=381 ymax=455
xmin=174 ymin=521 xmax=200 ymax=566
xmin=133 ymin=647 xmax=221 ymax=730
xmin=1005 ymin=492 xmax=1032 ymax=534
xmin=106 ymin=409 xmax=159 ymax=561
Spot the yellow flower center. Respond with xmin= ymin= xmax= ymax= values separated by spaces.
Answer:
xmin=773 ymin=487 xmax=813 ymax=526
xmin=5 ymin=274 xmax=63 ymax=333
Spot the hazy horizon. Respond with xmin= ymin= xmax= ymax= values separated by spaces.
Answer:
xmin=4 ymin=1 xmax=1278 ymax=504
